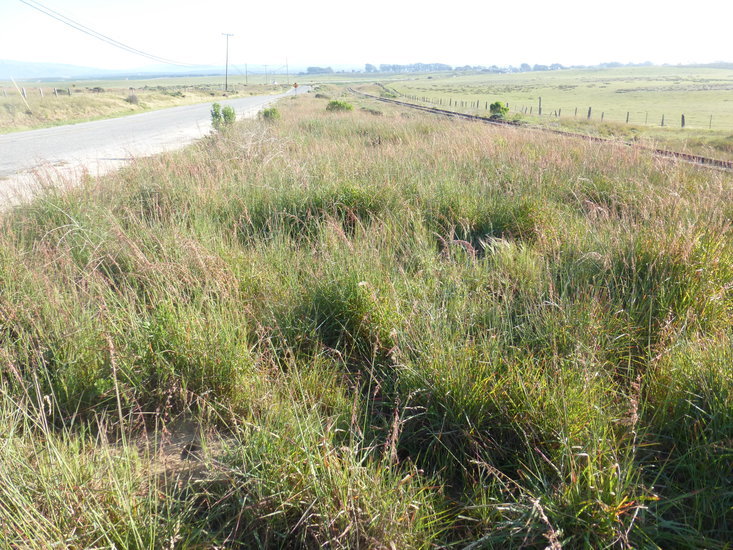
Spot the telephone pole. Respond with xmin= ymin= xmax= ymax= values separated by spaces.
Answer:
xmin=222 ymin=33 xmax=233 ymax=92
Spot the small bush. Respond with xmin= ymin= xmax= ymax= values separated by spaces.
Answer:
xmin=314 ymin=93 xmax=330 ymax=99
xmin=260 ymin=107 xmax=280 ymax=121
xmin=326 ymin=100 xmax=353 ymax=112
xmin=211 ymin=103 xmax=236 ymax=131
xmin=211 ymin=103 xmax=222 ymax=129
xmin=222 ymin=105 xmax=236 ymax=125
xmin=489 ymin=101 xmax=509 ymax=119
xmin=125 ymin=94 xmax=139 ymax=105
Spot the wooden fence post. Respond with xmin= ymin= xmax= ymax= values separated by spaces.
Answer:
xmin=661 ymin=114 xmax=665 ymax=127
xmin=574 ymin=107 xmax=578 ymax=117
xmin=601 ymin=112 xmax=604 ymax=122
xmin=626 ymin=112 xmax=629 ymax=123
xmin=558 ymin=108 xmax=561 ymax=117
xmin=53 ymin=88 xmax=58 ymax=97
xmin=538 ymin=96 xmax=542 ymax=116
xmin=681 ymin=114 xmax=685 ymax=128
xmin=709 ymin=115 xmax=713 ymax=129
xmin=39 ymin=88 xmax=44 ymax=98
xmin=587 ymin=106 xmax=592 ymax=119
xmin=21 ymin=87 xmax=26 ymax=98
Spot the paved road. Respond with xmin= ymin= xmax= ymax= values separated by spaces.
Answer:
xmin=0 ymin=86 xmax=306 ymax=200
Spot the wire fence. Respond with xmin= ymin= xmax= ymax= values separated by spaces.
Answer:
xmin=1 ymin=85 xmax=76 ymax=98
xmin=398 ymin=93 xmax=723 ymax=131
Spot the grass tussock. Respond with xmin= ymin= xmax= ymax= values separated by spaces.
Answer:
xmin=1 ymin=92 xmax=732 ymax=548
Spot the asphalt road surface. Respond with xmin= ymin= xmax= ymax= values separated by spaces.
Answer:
xmin=0 ymin=86 xmax=306 ymax=201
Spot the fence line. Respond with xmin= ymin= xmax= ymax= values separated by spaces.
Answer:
xmin=395 ymin=91 xmax=724 ymax=130
xmin=352 ymin=88 xmax=733 ymax=172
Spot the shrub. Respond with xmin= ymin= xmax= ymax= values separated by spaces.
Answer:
xmin=489 ymin=101 xmax=509 ymax=119
xmin=211 ymin=103 xmax=236 ymax=131
xmin=222 ymin=105 xmax=236 ymax=125
xmin=314 ymin=93 xmax=330 ymax=99
xmin=326 ymin=100 xmax=353 ymax=112
xmin=260 ymin=107 xmax=280 ymax=121
xmin=211 ymin=103 xmax=222 ymax=129
xmin=125 ymin=94 xmax=139 ymax=105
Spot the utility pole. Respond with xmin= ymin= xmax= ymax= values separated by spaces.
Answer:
xmin=222 ymin=33 xmax=233 ymax=92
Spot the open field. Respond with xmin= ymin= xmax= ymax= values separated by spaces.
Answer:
xmin=0 ymin=77 xmax=287 ymax=133
xmin=1 ymin=90 xmax=732 ymax=547
xmin=382 ymin=66 xmax=733 ymax=160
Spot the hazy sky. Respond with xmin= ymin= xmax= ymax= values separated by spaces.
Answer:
xmin=1 ymin=0 xmax=731 ymax=70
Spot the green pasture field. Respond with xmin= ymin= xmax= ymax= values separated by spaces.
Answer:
xmin=382 ymin=66 xmax=733 ymax=159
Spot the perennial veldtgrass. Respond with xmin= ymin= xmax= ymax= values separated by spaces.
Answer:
xmin=1 ymin=91 xmax=731 ymax=548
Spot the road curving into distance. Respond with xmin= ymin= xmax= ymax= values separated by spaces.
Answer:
xmin=0 ymin=86 xmax=307 ymax=202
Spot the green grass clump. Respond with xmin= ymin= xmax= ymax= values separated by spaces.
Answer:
xmin=326 ymin=99 xmax=354 ymax=112
xmin=1 ymin=91 xmax=732 ymax=547
xmin=641 ymin=336 xmax=733 ymax=543
xmin=284 ymin=271 xmax=399 ymax=370
xmin=260 ymin=106 xmax=280 ymax=121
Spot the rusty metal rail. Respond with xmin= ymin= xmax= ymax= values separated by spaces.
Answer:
xmin=349 ymin=88 xmax=733 ymax=172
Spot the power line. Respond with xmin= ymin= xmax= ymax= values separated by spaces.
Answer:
xmin=18 ymin=0 xmax=197 ymax=66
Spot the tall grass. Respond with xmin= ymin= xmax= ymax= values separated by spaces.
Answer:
xmin=1 ymin=92 xmax=731 ymax=547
